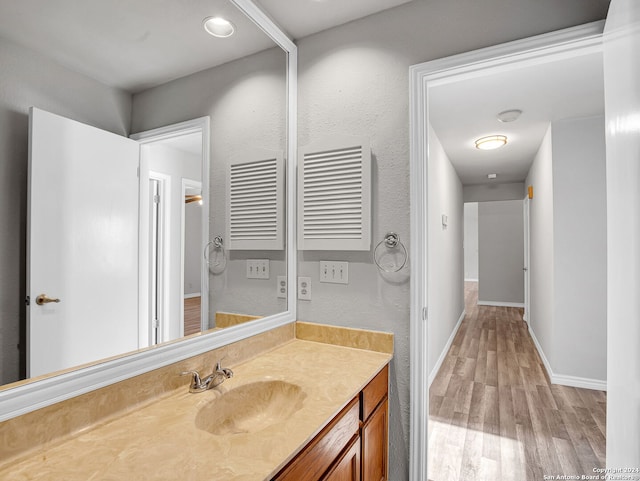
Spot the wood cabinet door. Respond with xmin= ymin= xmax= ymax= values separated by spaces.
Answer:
xmin=323 ymin=436 xmax=361 ymax=481
xmin=361 ymin=398 xmax=388 ymax=481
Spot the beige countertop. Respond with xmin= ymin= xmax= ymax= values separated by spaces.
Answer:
xmin=1 ymin=339 xmax=391 ymax=481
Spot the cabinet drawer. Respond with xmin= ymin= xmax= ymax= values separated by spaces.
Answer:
xmin=360 ymin=365 xmax=388 ymax=421
xmin=274 ymin=398 xmax=360 ymax=481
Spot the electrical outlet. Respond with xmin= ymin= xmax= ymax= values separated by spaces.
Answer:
xmin=247 ymin=259 xmax=270 ymax=279
xmin=319 ymin=261 xmax=349 ymax=284
xmin=297 ymin=277 xmax=311 ymax=300
xmin=277 ymin=276 xmax=287 ymax=299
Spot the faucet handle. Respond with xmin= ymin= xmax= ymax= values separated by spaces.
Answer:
xmin=181 ymin=370 xmax=202 ymax=390
xmin=214 ymin=359 xmax=233 ymax=379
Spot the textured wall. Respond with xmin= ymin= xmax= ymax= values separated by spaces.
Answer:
xmin=131 ymin=47 xmax=287 ymax=325
xmin=0 ymin=38 xmax=131 ymax=385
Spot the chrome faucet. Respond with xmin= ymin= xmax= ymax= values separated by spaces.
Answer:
xmin=181 ymin=361 xmax=233 ymax=393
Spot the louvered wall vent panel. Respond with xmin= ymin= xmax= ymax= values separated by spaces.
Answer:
xmin=298 ymin=136 xmax=371 ymax=250
xmin=227 ymin=150 xmax=284 ymax=250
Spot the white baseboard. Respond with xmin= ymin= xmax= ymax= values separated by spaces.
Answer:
xmin=527 ymin=324 xmax=607 ymax=392
xmin=429 ymin=310 xmax=465 ymax=387
xmin=184 ymin=292 xmax=201 ymax=299
xmin=477 ymin=300 xmax=525 ymax=308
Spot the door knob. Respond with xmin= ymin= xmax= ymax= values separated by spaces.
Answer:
xmin=35 ymin=294 xmax=61 ymax=305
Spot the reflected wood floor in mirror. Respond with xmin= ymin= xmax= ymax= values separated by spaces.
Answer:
xmin=184 ymin=296 xmax=201 ymax=336
xmin=428 ymin=281 xmax=606 ymax=481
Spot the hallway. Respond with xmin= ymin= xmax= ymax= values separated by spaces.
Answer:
xmin=428 ymin=282 xmax=606 ymax=481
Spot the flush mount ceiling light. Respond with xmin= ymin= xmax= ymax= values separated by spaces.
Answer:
xmin=475 ymin=135 xmax=507 ymax=150
xmin=497 ymin=109 xmax=523 ymax=123
xmin=487 ymin=173 xmax=497 ymax=180
xmin=203 ymin=16 xmax=235 ymax=38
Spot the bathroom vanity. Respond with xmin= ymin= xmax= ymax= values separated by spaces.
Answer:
xmin=273 ymin=364 xmax=388 ymax=481
xmin=0 ymin=323 xmax=392 ymax=481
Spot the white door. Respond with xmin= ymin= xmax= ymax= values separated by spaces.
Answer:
xmin=27 ymin=108 xmax=140 ymax=377
xmin=523 ymin=196 xmax=530 ymax=322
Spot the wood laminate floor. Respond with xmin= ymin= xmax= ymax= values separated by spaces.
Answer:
xmin=428 ymin=282 xmax=606 ymax=481
xmin=183 ymin=296 xmax=201 ymax=336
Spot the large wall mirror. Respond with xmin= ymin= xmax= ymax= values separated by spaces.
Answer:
xmin=0 ymin=0 xmax=297 ymax=420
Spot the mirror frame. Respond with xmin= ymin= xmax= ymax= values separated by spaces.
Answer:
xmin=0 ymin=0 xmax=297 ymax=422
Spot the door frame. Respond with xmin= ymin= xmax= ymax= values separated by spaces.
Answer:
xmin=131 ymin=117 xmax=210 ymax=348
xmin=523 ymin=195 xmax=531 ymax=322
xmin=408 ymin=21 xmax=604 ymax=480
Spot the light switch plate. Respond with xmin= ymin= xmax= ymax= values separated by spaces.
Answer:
xmin=319 ymin=261 xmax=349 ymax=284
xmin=247 ymin=259 xmax=270 ymax=279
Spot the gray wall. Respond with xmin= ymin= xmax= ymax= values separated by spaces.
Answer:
xmin=427 ymin=127 xmax=465 ymax=378
xmin=526 ymin=117 xmax=607 ymax=383
xmin=526 ymin=126 xmax=556 ymax=371
xmin=464 ymin=182 xmax=525 ymax=202
xmin=184 ymin=203 xmax=203 ymax=296
xmin=463 ymin=203 xmax=479 ymax=281
xmin=294 ymin=1 xmax=609 ymax=478
xmin=0 ymin=38 xmax=131 ymax=384
xmin=551 ymin=115 xmax=607 ymax=381
xmin=131 ymin=47 xmax=288 ymax=325
xmin=478 ymin=200 xmax=525 ymax=305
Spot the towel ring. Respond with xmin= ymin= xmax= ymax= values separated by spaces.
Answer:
xmin=374 ymin=232 xmax=407 ymax=273
xmin=205 ymin=235 xmax=227 ymax=274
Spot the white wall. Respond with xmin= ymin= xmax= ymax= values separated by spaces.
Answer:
xmin=552 ymin=116 xmax=607 ymax=382
xmin=463 ymin=203 xmax=479 ymax=281
xmin=427 ymin=127 xmax=465 ymax=378
xmin=131 ymin=47 xmax=288 ymax=325
xmin=0 ymin=38 xmax=131 ymax=384
xmin=478 ymin=200 xmax=525 ymax=305
xmin=525 ymin=126 xmax=556 ymax=370
xmin=603 ymin=0 xmax=640 ymax=467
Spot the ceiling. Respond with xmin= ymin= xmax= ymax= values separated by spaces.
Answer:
xmin=256 ymin=0 xmax=413 ymax=39
xmin=0 ymin=0 xmax=412 ymax=93
xmin=429 ymin=51 xmax=605 ymax=186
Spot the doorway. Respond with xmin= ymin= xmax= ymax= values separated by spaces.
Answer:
xmin=409 ymin=23 xmax=607 ymax=480
xmin=131 ymin=117 xmax=210 ymax=348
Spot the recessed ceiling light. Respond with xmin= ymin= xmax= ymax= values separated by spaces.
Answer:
xmin=203 ymin=17 xmax=235 ymax=38
xmin=475 ymin=135 xmax=507 ymax=150
xmin=487 ymin=173 xmax=498 ymax=179
xmin=497 ymin=109 xmax=523 ymax=123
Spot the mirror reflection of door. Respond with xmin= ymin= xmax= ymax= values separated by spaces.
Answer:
xmin=28 ymin=109 xmax=208 ymax=375
xmin=27 ymin=108 xmax=141 ymax=377
xmin=136 ymin=129 xmax=205 ymax=347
